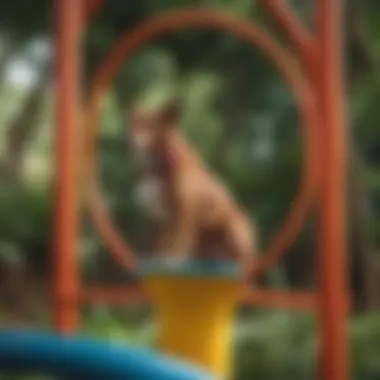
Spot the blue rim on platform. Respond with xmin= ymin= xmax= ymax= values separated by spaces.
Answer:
xmin=138 ymin=258 xmax=242 ymax=279
xmin=0 ymin=330 xmax=217 ymax=380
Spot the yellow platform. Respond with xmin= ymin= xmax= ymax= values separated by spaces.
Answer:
xmin=140 ymin=259 xmax=243 ymax=379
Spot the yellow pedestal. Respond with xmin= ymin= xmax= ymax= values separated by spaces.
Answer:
xmin=141 ymin=260 xmax=242 ymax=379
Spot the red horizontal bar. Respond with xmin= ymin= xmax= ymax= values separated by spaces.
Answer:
xmin=242 ymin=288 xmax=317 ymax=310
xmin=80 ymin=285 xmax=147 ymax=304
xmin=80 ymin=285 xmax=318 ymax=311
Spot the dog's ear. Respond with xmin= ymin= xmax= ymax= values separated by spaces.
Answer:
xmin=158 ymin=99 xmax=182 ymax=128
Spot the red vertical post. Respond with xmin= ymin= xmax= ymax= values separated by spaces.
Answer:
xmin=317 ymin=0 xmax=349 ymax=379
xmin=54 ymin=0 xmax=83 ymax=334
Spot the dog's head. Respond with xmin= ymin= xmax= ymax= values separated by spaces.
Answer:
xmin=127 ymin=100 xmax=181 ymax=153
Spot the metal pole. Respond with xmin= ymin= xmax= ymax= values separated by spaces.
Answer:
xmin=317 ymin=0 xmax=349 ymax=378
xmin=53 ymin=0 xmax=82 ymax=334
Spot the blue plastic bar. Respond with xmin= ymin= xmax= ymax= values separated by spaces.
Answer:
xmin=0 ymin=331 xmax=216 ymax=380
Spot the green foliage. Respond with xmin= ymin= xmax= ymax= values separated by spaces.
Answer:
xmin=0 ymin=0 xmax=50 ymax=43
xmin=2 ymin=311 xmax=380 ymax=379
xmin=6 ymin=310 xmax=380 ymax=380
xmin=0 ymin=186 xmax=50 ymax=270
xmin=80 ymin=311 xmax=380 ymax=380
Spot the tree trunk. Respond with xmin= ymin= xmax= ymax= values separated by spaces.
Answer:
xmin=0 ymin=36 xmax=19 ymax=98
xmin=1 ymin=62 xmax=51 ymax=185
xmin=348 ymin=151 xmax=380 ymax=311
xmin=345 ymin=0 xmax=379 ymax=310
xmin=210 ymin=64 xmax=250 ymax=173
xmin=346 ymin=0 xmax=375 ymax=84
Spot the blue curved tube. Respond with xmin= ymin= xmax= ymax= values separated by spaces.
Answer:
xmin=0 ymin=331 xmax=216 ymax=380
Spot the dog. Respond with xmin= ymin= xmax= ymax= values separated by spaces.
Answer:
xmin=127 ymin=100 xmax=257 ymax=276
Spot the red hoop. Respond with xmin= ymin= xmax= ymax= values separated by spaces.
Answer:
xmin=82 ymin=8 xmax=321 ymax=278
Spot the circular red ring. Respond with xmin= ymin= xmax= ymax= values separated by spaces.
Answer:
xmin=82 ymin=8 xmax=321 ymax=278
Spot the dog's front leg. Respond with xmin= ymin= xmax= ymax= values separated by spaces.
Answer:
xmin=167 ymin=201 xmax=196 ymax=263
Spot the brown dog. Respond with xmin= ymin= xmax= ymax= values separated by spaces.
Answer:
xmin=127 ymin=100 xmax=257 ymax=275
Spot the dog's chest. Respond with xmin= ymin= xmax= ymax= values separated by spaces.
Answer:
xmin=135 ymin=176 xmax=168 ymax=220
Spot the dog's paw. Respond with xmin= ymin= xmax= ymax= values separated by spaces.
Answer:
xmin=163 ymin=254 xmax=189 ymax=270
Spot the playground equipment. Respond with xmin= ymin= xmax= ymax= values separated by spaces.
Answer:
xmin=0 ymin=331 xmax=215 ymax=379
xmin=0 ymin=0 xmax=349 ymax=379
xmin=141 ymin=260 xmax=242 ymax=377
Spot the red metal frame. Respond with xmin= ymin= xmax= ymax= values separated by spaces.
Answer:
xmin=54 ymin=0 xmax=82 ymax=334
xmin=55 ymin=0 xmax=348 ymax=379
xmin=83 ymin=8 xmax=320 ymax=279
xmin=81 ymin=286 xmax=320 ymax=311
xmin=316 ymin=2 xmax=349 ymax=379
